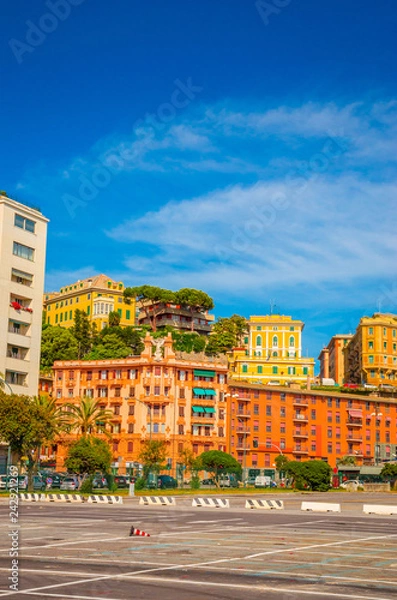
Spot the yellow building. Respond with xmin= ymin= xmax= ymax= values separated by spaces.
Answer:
xmin=43 ymin=274 xmax=136 ymax=330
xmin=229 ymin=314 xmax=315 ymax=386
xmin=344 ymin=313 xmax=397 ymax=386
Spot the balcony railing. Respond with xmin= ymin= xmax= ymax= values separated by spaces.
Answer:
xmin=236 ymin=411 xmax=251 ymax=418
xmin=293 ymin=430 xmax=309 ymax=438
xmin=293 ymin=446 xmax=309 ymax=454
xmin=293 ymin=398 xmax=308 ymax=406
xmin=236 ymin=426 xmax=251 ymax=434
xmin=293 ymin=414 xmax=308 ymax=422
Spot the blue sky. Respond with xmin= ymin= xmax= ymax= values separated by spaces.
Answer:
xmin=2 ymin=0 xmax=397 ymax=362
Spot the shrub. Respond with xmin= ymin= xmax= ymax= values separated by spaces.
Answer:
xmin=190 ymin=475 xmax=200 ymax=490
xmin=134 ymin=477 xmax=146 ymax=491
xmin=79 ymin=475 xmax=94 ymax=494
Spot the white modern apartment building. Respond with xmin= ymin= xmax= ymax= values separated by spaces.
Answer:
xmin=0 ymin=194 xmax=49 ymax=396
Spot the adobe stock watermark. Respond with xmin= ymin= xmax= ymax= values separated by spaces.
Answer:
xmin=255 ymin=0 xmax=293 ymax=26
xmin=9 ymin=0 xmax=87 ymax=65
xmin=8 ymin=465 xmax=20 ymax=592
xmin=62 ymin=77 xmax=203 ymax=219
xmin=215 ymin=134 xmax=345 ymax=260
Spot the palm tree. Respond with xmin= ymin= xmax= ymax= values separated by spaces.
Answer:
xmin=65 ymin=397 xmax=113 ymax=436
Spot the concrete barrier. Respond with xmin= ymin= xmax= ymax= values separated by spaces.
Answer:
xmin=245 ymin=499 xmax=284 ymax=510
xmin=192 ymin=497 xmax=230 ymax=508
xmin=87 ymin=495 xmax=123 ymax=504
xmin=363 ymin=504 xmax=397 ymax=515
xmin=45 ymin=493 xmax=68 ymax=502
xmin=19 ymin=493 xmax=43 ymax=502
xmin=139 ymin=496 xmax=176 ymax=506
xmin=301 ymin=501 xmax=341 ymax=513
xmin=363 ymin=483 xmax=391 ymax=492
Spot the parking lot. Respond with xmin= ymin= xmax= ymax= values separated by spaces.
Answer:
xmin=1 ymin=492 xmax=397 ymax=599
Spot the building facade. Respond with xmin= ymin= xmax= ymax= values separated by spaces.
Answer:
xmin=344 ymin=313 xmax=397 ymax=386
xmin=53 ymin=334 xmax=228 ymax=476
xmin=226 ymin=383 xmax=397 ymax=473
xmin=0 ymin=194 xmax=48 ymax=396
xmin=318 ymin=334 xmax=353 ymax=384
xmin=44 ymin=274 xmax=136 ymax=330
xmin=229 ymin=315 xmax=315 ymax=386
xmin=137 ymin=300 xmax=214 ymax=335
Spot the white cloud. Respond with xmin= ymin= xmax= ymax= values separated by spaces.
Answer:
xmin=107 ymin=174 xmax=397 ymax=308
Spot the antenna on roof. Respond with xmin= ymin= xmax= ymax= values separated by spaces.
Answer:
xmin=270 ymin=299 xmax=275 ymax=315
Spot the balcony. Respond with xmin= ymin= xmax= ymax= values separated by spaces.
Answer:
xmin=293 ymin=430 xmax=309 ymax=438
xmin=236 ymin=426 xmax=251 ymax=434
xmin=347 ymin=419 xmax=362 ymax=427
xmin=346 ymin=434 xmax=363 ymax=442
xmin=235 ymin=444 xmax=251 ymax=451
xmin=293 ymin=446 xmax=309 ymax=454
xmin=293 ymin=397 xmax=309 ymax=407
xmin=236 ymin=411 xmax=251 ymax=418
xmin=293 ymin=413 xmax=308 ymax=423
xmin=235 ymin=395 xmax=251 ymax=402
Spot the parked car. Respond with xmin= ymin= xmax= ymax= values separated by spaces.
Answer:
xmin=245 ymin=476 xmax=257 ymax=486
xmin=201 ymin=478 xmax=215 ymax=486
xmin=255 ymin=475 xmax=272 ymax=488
xmin=113 ymin=475 xmax=129 ymax=489
xmin=157 ymin=475 xmax=178 ymax=489
xmin=92 ymin=475 xmax=107 ymax=488
xmin=219 ymin=474 xmax=239 ymax=488
xmin=60 ymin=476 xmax=79 ymax=491
xmin=340 ymin=479 xmax=364 ymax=490
xmin=0 ymin=475 xmax=7 ymax=490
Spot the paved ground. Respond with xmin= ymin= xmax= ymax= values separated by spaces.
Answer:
xmin=1 ymin=492 xmax=397 ymax=599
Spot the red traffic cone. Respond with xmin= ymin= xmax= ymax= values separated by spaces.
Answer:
xmin=129 ymin=526 xmax=150 ymax=537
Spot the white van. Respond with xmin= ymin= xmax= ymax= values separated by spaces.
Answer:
xmin=255 ymin=475 xmax=271 ymax=488
xmin=218 ymin=474 xmax=238 ymax=488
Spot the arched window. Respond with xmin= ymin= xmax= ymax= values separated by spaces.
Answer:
xmin=272 ymin=335 xmax=278 ymax=347
xmin=256 ymin=335 xmax=262 ymax=347
xmin=289 ymin=336 xmax=295 ymax=347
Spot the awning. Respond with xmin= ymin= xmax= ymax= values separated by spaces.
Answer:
xmin=348 ymin=409 xmax=363 ymax=419
xmin=193 ymin=387 xmax=216 ymax=396
xmin=192 ymin=406 xmax=204 ymax=413
xmin=194 ymin=369 xmax=215 ymax=378
xmin=204 ymin=407 xmax=215 ymax=413
xmin=12 ymin=268 xmax=33 ymax=281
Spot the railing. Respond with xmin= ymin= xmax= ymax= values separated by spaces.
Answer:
xmin=293 ymin=446 xmax=309 ymax=453
xmin=293 ymin=398 xmax=308 ymax=405
xmin=294 ymin=414 xmax=308 ymax=421
xmin=293 ymin=430 xmax=308 ymax=437
xmin=236 ymin=426 xmax=251 ymax=434
xmin=236 ymin=411 xmax=251 ymax=417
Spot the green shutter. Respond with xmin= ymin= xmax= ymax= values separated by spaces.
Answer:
xmin=192 ymin=406 xmax=204 ymax=412
xmin=204 ymin=407 xmax=215 ymax=413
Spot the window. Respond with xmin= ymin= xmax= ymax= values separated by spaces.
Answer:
xmin=280 ymin=406 xmax=286 ymax=417
xmin=114 ymin=405 xmax=120 ymax=415
xmin=368 ymin=355 xmax=374 ymax=364
xmin=13 ymin=242 xmax=34 ymax=261
xmin=11 ymin=268 xmax=33 ymax=287
xmin=154 ymin=386 xmax=160 ymax=396
xmin=311 ymin=409 xmax=316 ymax=420
xmin=257 ymin=365 xmax=263 ymax=374
xmin=253 ymin=404 xmax=259 ymax=414
xmin=178 ymin=425 xmax=184 ymax=435
xmin=266 ymin=405 xmax=272 ymax=416
xmin=14 ymin=214 xmax=35 ymax=233
xmin=280 ymin=423 xmax=286 ymax=433
xmin=256 ymin=335 xmax=262 ymax=346
xmin=272 ymin=335 xmax=278 ymax=347
xmin=368 ymin=341 xmax=374 ymax=349
xmin=272 ymin=366 xmax=278 ymax=374
xmin=288 ymin=366 xmax=295 ymax=375
xmin=242 ymin=364 xmax=248 ymax=373
xmin=128 ymin=424 xmax=134 ymax=434
xmin=303 ymin=367 xmax=308 ymax=375
xmin=128 ymin=405 xmax=134 ymax=415
xmin=126 ymin=309 xmax=131 ymax=320
xmin=368 ymin=327 xmax=373 ymax=335
xmin=289 ymin=336 xmax=295 ymax=347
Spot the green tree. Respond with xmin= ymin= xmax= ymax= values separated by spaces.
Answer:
xmin=380 ymin=463 xmax=397 ymax=484
xmin=124 ymin=285 xmax=176 ymax=332
xmin=285 ymin=460 xmax=332 ymax=491
xmin=205 ymin=314 xmax=248 ymax=356
xmin=84 ymin=333 xmax=130 ymax=359
xmin=65 ymin=397 xmax=113 ymax=436
xmin=98 ymin=325 xmax=144 ymax=355
xmin=0 ymin=392 xmax=68 ymax=490
xmin=40 ymin=326 xmax=79 ymax=369
xmin=175 ymin=288 xmax=214 ymax=332
xmin=172 ymin=331 xmax=207 ymax=354
xmin=71 ymin=309 xmax=92 ymax=358
xmin=108 ymin=311 xmax=121 ymax=327
xmin=199 ymin=450 xmax=241 ymax=487
xmin=274 ymin=454 xmax=289 ymax=473
xmin=64 ymin=436 xmax=112 ymax=475
xmin=139 ymin=440 xmax=168 ymax=476
xmin=336 ymin=455 xmax=357 ymax=466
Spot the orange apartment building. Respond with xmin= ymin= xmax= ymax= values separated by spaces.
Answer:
xmin=226 ymin=383 xmax=397 ymax=475
xmin=344 ymin=313 xmax=397 ymax=386
xmin=318 ymin=334 xmax=353 ymax=385
xmin=52 ymin=333 xmax=228 ymax=476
